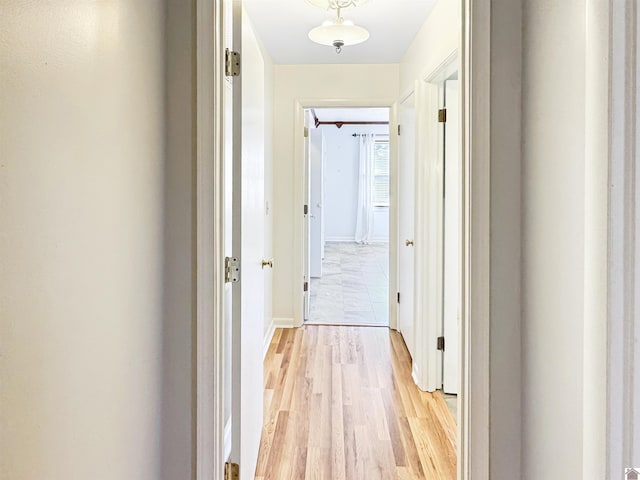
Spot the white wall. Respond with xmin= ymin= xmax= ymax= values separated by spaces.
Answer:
xmin=272 ymin=64 xmax=399 ymax=323
xmin=320 ymin=124 xmax=389 ymax=242
xmin=162 ymin=1 xmax=196 ymax=478
xmin=399 ymin=0 xmax=460 ymax=96
xmin=0 ymin=2 xmax=195 ymax=479
xmin=521 ymin=1 xmax=585 ymax=477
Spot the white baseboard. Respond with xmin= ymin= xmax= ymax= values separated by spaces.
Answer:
xmin=325 ymin=236 xmax=355 ymax=242
xmin=224 ymin=417 xmax=232 ymax=461
xmin=325 ymin=237 xmax=389 ymax=244
xmin=263 ymin=319 xmax=276 ymax=359
xmin=272 ymin=317 xmax=295 ymax=328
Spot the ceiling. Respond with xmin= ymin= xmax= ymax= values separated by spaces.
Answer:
xmin=242 ymin=0 xmax=437 ymax=64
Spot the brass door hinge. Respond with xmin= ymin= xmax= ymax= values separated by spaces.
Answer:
xmin=437 ymin=336 xmax=445 ymax=351
xmin=225 ymin=49 xmax=240 ymax=77
xmin=224 ymin=462 xmax=239 ymax=480
xmin=438 ymin=108 xmax=447 ymax=123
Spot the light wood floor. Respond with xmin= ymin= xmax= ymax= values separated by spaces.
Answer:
xmin=255 ymin=325 xmax=457 ymax=480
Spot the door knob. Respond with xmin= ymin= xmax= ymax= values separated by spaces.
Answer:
xmin=261 ymin=259 xmax=274 ymax=269
xmin=405 ymin=240 xmax=414 ymax=247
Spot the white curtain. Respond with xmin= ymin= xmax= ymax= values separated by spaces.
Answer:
xmin=354 ymin=133 xmax=375 ymax=243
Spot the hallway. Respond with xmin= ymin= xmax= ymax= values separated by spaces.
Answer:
xmin=255 ymin=326 xmax=456 ymax=479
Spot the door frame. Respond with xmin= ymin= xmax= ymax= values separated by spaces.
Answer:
xmin=193 ymin=0 xmax=503 ymax=478
xmin=195 ymin=0 xmax=226 ymax=478
xmin=411 ymin=52 xmax=459 ymax=394
xmin=292 ymin=98 xmax=399 ymax=329
xmin=459 ymin=0 xmax=490 ymax=478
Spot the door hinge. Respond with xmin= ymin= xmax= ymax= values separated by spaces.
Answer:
xmin=397 ymin=292 xmax=400 ymax=303
xmin=224 ymin=462 xmax=239 ymax=480
xmin=438 ymin=108 xmax=447 ymax=123
xmin=225 ymin=49 xmax=240 ymax=77
xmin=397 ymin=124 xmax=401 ymax=136
xmin=225 ymin=256 xmax=240 ymax=283
xmin=437 ymin=336 xmax=445 ymax=351
xmin=304 ymin=281 xmax=309 ymax=292
xmin=304 ymin=204 xmax=309 ymax=215
xmin=304 ymin=126 xmax=309 ymax=138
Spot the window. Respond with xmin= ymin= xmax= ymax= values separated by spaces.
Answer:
xmin=373 ymin=140 xmax=390 ymax=206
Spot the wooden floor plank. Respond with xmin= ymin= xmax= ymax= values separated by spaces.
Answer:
xmin=255 ymin=325 xmax=457 ymax=479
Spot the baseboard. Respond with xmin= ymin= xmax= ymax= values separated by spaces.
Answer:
xmin=224 ymin=417 xmax=232 ymax=461
xmin=263 ymin=319 xmax=276 ymax=359
xmin=325 ymin=236 xmax=355 ymax=242
xmin=325 ymin=237 xmax=389 ymax=244
xmin=272 ymin=317 xmax=295 ymax=328
xmin=412 ymin=363 xmax=425 ymax=392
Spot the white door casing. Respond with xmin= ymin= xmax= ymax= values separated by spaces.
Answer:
xmin=302 ymin=111 xmax=312 ymax=320
xmin=398 ymin=92 xmax=417 ymax=360
xmin=195 ymin=0 xmax=225 ymax=477
xmin=412 ymin=54 xmax=458 ymax=395
xmin=196 ymin=0 xmax=498 ymax=477
xmin=310 ymin=128 xmax=324 ymax=278
xmin=223 ymin=0 xmax=235 ymax=463
xmin=443 ymin=77 xmax=461 ymax=395
xmin=293 ymin=99 xmax=398 ymax=329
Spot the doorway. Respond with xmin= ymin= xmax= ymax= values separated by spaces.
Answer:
xmin=304 ymin=107 xmax=391 ymax=327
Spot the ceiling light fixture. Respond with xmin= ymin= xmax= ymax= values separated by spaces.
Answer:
xmin=308 ymin=8 xmax=370 ymax=54
xmin=306 ymin=0 xmax=369 ymax=10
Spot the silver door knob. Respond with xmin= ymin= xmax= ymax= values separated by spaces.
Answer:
xmin=405 ymin=240 xmax=414 ymax=247
xmin=261 ymin=259 xmax=273 ymax=269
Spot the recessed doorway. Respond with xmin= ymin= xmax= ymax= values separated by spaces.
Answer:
xmin=304 ymin=107 xmax=391 ymax=327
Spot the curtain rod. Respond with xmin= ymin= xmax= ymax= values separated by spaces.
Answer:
xmin=352 ymin=133 xmax=390 ymax=137
xmin=317 ymin=121 xmax=389 ymax=128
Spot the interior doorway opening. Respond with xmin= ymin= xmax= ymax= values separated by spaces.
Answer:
xmin=303 ymin=107 xmax=391 ymax=327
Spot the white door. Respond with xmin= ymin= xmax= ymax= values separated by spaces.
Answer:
xmin=310 ymin=128 xmax=324 ymax=278
xmin=229 ymin=4 xmax=266 ymax=480
xmin=398 ymin=93 xmax=416 ymax=358
xmin=442 ymin=78 xmax=460 ymax=394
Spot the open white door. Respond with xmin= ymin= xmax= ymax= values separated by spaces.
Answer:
xmin=398 ymin=93 xmax=416 ymax=358
xmin=228 ymin=4 xmax=265 ymax=480
xmin=310 ymin=128 xmax=324 ymax=278
xmin=442 ymin=77 xmax=460 ymax=394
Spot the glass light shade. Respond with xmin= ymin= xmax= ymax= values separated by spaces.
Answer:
xmin=306 ymin=0 xmax=369 ymax=10
xmin=308 ymin=18 xmax=370 ymax=47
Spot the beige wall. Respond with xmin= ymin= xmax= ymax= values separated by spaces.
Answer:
xmin=521 ymin=0 xmax=586 ymax=477
xmin=161 ymin=1 xmax=196 ymax=478
xmin=0 ymin=2 xmax=195 ymax=478
xmin=271 ymin=64 xmax=399 ymax=323
xmin=399 ymin=0 xmax=460 ymax=96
